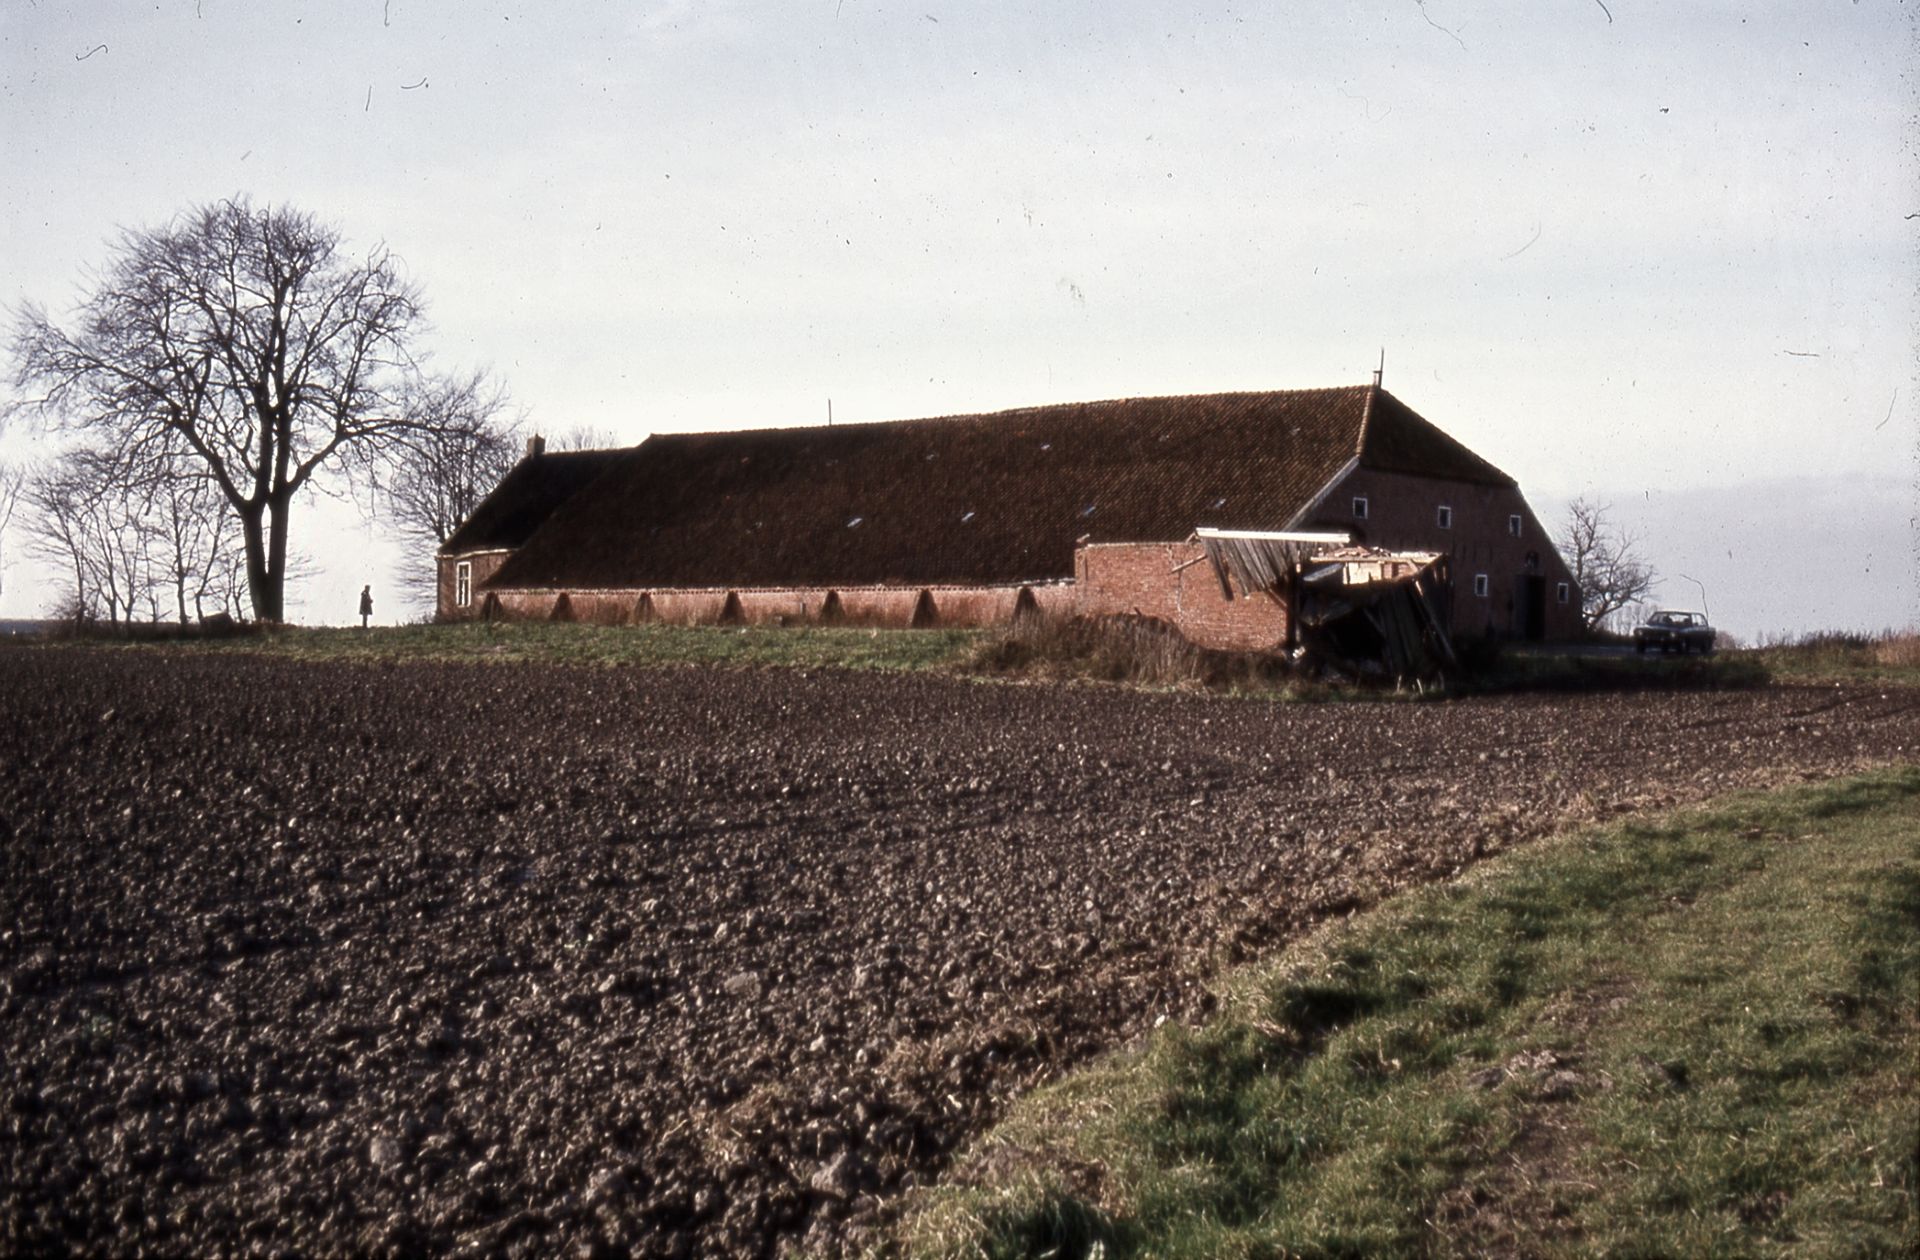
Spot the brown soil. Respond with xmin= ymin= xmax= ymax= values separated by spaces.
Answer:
xmin=2 ymin=649 xmax=1914 ymax=1258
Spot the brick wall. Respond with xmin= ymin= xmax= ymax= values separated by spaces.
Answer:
xmin=1077 ymin=542 xmax=1291 ymax=651
xmin=1301 ymin=469 xmax=1582 ymax=640
xmin=466 ymin=582 xmax=1077 ymax=629
xmin=437 ymin=551 xmax=513 ymax=621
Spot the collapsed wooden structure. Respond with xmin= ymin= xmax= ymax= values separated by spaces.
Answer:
xmin=1196 ymin=528 xmax=1458 ymax=682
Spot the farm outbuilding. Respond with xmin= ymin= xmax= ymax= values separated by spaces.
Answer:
xmin=438 ymin=383 xmax=1582 ymax=648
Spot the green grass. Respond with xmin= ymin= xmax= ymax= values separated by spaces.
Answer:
xmin=33 ymin=618 xmax=1920 ymax=698
xmin=48 ymin=620 xmax=988 ymax=671
xmin=890 ymin=768 xmax=1920 ymax=1259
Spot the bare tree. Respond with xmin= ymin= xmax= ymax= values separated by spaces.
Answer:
xmin=379 ymin=370 xmax=521 ymax=609
xmin=22 ymin=437 xmax=247 ymax=626
xmin=145 ymin=446 xmax=247 ymax=624
xmin=1561 ymin=496 xmax=1656 ymax=633
xmin=551 ymin=423 xmax=627 ymax=451
xmin=0 ymin=459 xmax=23 ymax=597
xmin=383 ymin=370 xmax=521 ymax=547
xmin=8 ymin=197 xmax=440 ymax=622
xmin=27 ymin=447 xmax=153 ymax=624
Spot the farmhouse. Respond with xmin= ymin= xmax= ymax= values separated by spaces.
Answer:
xmin=438 ymin=382 xmax=1581 ymax=649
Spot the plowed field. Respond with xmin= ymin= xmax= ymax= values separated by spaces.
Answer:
xmin=3 ymin=648 xmax=1915 ymax=1257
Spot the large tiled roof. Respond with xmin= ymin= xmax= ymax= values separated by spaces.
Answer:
xmin=478 ymin=386 xmax=1512 ymax=590
xmin=441 ymin=449 xmax=631 ymax=554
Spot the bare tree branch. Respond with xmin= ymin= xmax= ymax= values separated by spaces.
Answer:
xmin=382 ymin=370 xmax=522 ymax=549
xmin=549 ymin=424 xmax=626 ymax=452
xmin=0 ymin=458 xmax=24 ymax=597
xmin=1560 ymin=497 xmax=1656 ymax=633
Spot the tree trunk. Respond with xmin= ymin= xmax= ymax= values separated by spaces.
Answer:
xmin=240 ymin=504 xmax=272 ymax=623
xmin=263 ymin=491 xmax=291 ymax=624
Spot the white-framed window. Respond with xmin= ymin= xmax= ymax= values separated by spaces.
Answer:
xmin=1473 ymin=573 xmax=1490 ymax=598
xmin=1508 ymin=514 xmax=1523 ymax=538
xmin=455 ymin=560 xmax=473 ymax=608
xmin=1352 ymin=495 xmax=1369 ymax=520
xmin=1436 ymin=504 xmax=1453 ymax=530
xmin=1556 ymin=581 xmax=1570 ymax=605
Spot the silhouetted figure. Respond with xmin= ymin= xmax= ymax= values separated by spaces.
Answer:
xmin=359 ymin=585 xmax=373 ymax=629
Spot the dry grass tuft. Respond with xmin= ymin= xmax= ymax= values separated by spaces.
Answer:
xmin=968 ymin=614 xmax=1299 ymax=693
xmin=1871 ymin=630 xmax=1920 ymax=669
xmin=1744 ymin=627 xmax=1920 ymax=681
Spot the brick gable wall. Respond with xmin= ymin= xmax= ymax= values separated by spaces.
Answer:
xmin=1302 ymin=468 xmax=1580 ymax=640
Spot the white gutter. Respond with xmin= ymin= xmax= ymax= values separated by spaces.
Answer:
xmin=1193 ymin=527 xmax=1354 ymax=545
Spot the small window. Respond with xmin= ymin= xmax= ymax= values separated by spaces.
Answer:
xmin=455 ymin=561 xmax=472 ymax=609
xmin=1436 ymin=504 xmax=1453 ymax=530
xmin=1556 ymin=582 xmax=1570 ymax=605
xmin=1352 ymin=496 xmax=1369 ymax=520
xmin=1508 ymin=514 xmax=1523 ymax=538
xmin=1473 ymin=573 xmax=1490 ymax=598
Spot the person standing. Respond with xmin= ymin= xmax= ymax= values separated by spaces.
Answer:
xmin=359 ymin=585 xmax=373 ymax=629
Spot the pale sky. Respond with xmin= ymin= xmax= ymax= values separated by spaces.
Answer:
xmin=2 ymin=1 xmax=1915 ymax=635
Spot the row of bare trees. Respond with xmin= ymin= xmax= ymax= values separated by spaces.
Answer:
xmin=3 ymin=197 xmax=522 ymax=625
xmin=17 ymin=446 xmax=246 ymax=625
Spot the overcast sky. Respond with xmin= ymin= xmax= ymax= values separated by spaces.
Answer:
xmin=3 ymin=1 xmax=1914 ymax=635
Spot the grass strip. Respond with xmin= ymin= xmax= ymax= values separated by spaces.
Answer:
xmin=66 ymin=621 xmax=988 ymax=671
xmin=891 ymin=768 xmax=1920 ymax=1259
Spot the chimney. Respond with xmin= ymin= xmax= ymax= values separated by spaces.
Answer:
xmin=526 ymin=434 xmax=546 ymax=460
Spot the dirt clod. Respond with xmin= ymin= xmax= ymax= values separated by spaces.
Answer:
xmin=2 ymin=648 xmax=1913 ymax=1256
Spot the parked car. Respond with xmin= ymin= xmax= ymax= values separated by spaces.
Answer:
xmin=1634 ymin=609 xmax=1716 ymax=654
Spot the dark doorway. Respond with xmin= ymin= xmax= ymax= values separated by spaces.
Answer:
xmin=1520 ymin=575 xmax=1547 ymax=641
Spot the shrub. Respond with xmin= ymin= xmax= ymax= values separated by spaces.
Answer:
xmin=970 ymin=614 xmax=1298 ymax=693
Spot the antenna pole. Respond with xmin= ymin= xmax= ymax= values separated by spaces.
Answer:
xmin=828 ymin=398 xmax=833 ymax=427
xmin=1373 ymin=348 xmax=1385 ymax=388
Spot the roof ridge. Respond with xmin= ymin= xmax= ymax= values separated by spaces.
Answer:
xmin=649 ymin=384 xmax=1375 ymax=441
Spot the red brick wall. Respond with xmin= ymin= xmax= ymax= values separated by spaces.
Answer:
xmin=1301 ymin=469 xmax=1582 ymax=640
xmin=437 ymin=551 xmax=513 ymax=621
xmin=1077 ymin=542 xmax=1291 ymax=651
xmin=467 ymin=582 xmax=1077 ymax=629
